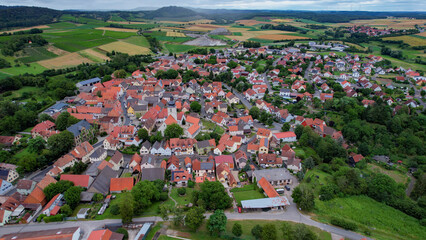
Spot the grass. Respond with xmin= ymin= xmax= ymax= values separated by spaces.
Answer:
xmin=0 ymin=62 xmax=47 ymax=75
xmin=164 ymin=43 xmax=199 ymax=53
xmin=172 ymin=220 xmax=331 ymax=240
xmin=201 ymin=119 xmax=225 ymax=135
xmin=304 ymin=169 xmax=333 ymax=195
xmin=17 ymin=47 xmax=58 ymax=63
xmin=367 ymin=163 xmax=408 ymax=184
xmin=158 ymin=236 xmax=181 ymax=240
xmin=123 ymin=36 xmax=150 ymax=47
xmin=1 ymin=86 xmax=44 ymax=101
xmin=71 ymin=203 xmax=92 ymax=217
xmin=170 ymin=187 xmax=194 ymax=206
xmin=314 ymin=195 xmax=426 ymax=240
xmin=146 ymin=223 xmax=163 ymax=240
xmin=233 ymin=190 xmax=265 ymax=205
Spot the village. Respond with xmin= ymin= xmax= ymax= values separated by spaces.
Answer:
xmin=0 ymin=41 xmax=425 ymax=240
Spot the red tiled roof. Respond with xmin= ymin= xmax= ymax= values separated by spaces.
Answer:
xmin=274 ymin=132 xmax=296 ymax=139
xmin=258 ymin=177 xmax=279 ymax=198
xmin=110 ymin=178 xmax=134 ymax=192
xmin=60 ymin=174 xmax=92 ymax=188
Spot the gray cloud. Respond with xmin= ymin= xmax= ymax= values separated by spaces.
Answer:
xmin=0 ymin=0 xmax=424 ymax=11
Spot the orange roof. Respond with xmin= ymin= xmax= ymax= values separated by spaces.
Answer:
xmin=110 ymin=177 xmax=134 ymax=192
xmin=257 ymin=128 xmax=271 ymax=137
xmin=98 ymin=160 xmax=114 ymax=171
xmin=274 ymin=132 xmax=296 ymax=139
xmin=258 ymin=177 xmax=279 ymax=198
xmin=186 ymin=116 xmax=200 ymax=125
xmin=187 ymin=123 xmax=200 ymax=136
xmin=36 ymin=175 xmax=57 ymax=190
xmin=164 ymin=115 xmax=177 ymax=125
xmin=60 ymin=174 xmax=92 ymax=188
xmin=24 ymin=186 xmax=46 ymax=205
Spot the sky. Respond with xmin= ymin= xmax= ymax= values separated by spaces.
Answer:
xmin=1 ymin=0 xmax=425 ymax=11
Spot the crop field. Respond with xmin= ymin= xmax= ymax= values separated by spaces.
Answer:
xmin=95 ymin=27 xmax=138 ymax=32
xmin=416 ymin=32 xmax=426 ymax=37
xmin=186 ymin=24 xmax=224 ymax=31
xmin=166 ymin=31 xmax=186 ymax=37
xmin=16 ymin=47 xmax=58 ymax=63
xmin=225 ymin=28 xmax=293 ymax=41
xmin=336 ymin=18 xmax=426 ymax=29
xmin=38 ymin=52 xmax=93 ymax=69
xmin=164 ymin=43 xmax=199 ymax=53
xmin=271 ymin=18 xmax=294 ymax=23
xmin=235 ymin=19 xmax=275 ymax=26
xmin=383 ymin=35 xmax=426 ymax=46
xmin=80 ymin=49 xmax=110 ymax=61
xmin=0 ymin=62 xmax=47 ymax=75
xmin=122 ymin=36 xmax=150 ymax=47
xmin=0 ymin=25 xmax=51 ymax=34
xmin=159 ymin=19 xmax=213 ymax=25
xmin=97 ymin=41 xmax=151 ymax=55
xmin=256 ymin=34 xmax=310 ymax=40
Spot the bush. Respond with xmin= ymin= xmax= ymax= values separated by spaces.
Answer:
xmin=330 ymin=217 xmax=357 ymax=231
xmin=110 ymin=204 xmax=120 ymax=215
xmin=178 ymin=187 xmax=187 ymax=196
xmin=60 ymin=204 xmax=72 ymax=217
xmin=420 ymin=219 xmax=426 ymax=226
xmin=188 ymin=180 xmax=195 ymax=188
xmin=116 ymin=228 xmax=129 ymax=240
xmin=160 ymin=192 xmax=169 ymax=201
xmin=37 ymin=214 xmax=46 ymax=222
xmin=43 ymin=214 xmax=64 ymax=223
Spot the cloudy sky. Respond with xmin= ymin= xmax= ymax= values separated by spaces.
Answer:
xmin=1 ymin=0 xmax=425 ymax=11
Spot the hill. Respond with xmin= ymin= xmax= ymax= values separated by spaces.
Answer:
xmin=0 ymin=6 xmax=61 ymax=30
xmin=143 ymin=6 xmax=204 ymax=20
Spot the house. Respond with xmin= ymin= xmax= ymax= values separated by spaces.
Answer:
xmin=53 ymin=154 xmax=77 ymax=173
xmin=141 ymin=168 xmax=165 ymax=181
xmin=258 ymin=138 xmax=269 ymax=154
xmin=87 ymin=166 xmax=119 ymax=195
xmin=89 ymin=148 xmax=107 ymax=162
xmin=141 ymin=154 xmax=156 ymax=169
xmin=110 ymin=177 xmax=134 ymax=193
xmin=103 ymin=135 xmax=123 ymax=151
xmin=66 ymin=120 xmax=94 ymax=145
xmin=216 ymin=163 xmax=237 ymax=188
xmin=60 ymin=174 xmax=94 ymax=188
xmin=196 ymin=139 xmax=216 ymax=155
xmin=76 ymin=77 xmax=101 ymax=88
xmin=167 ymin=155 xmax=180 ymax=171
xmin=214 ymin=155 xmax=234 ymax=168
xmin=286 ymin=157 xmax=302 ymax=173
xmin=257 ymin=153 xmax=283 ymax=168
xmin=16 ymin=180 xmax=36 ymax=195
xmin=349 ymin=154 xmax=364 ymax=166
xmin=0 ymin=166 xmax=19 ymax=182
xmin=252 ymin=169 xmax=292 ymax=186
xmin=279 ymin=89 xmax=291 ymax=98
xmin=273 ymin=132 xmax=297 ymax=143
xmin=192 ymin=160 xmax=215 ymax=180
xmin=87 ymin=229 xmax=124 ymax=240
xmin=257 ymin=128 xmax=271 ymax=139
xmin=234 ymin=150 xmax=248 ymax=169
xmin=168 ymin=138 xmax=196 ymax=155
xmin=171 ymin=169 xmax=193 ymax=187
xmin=110 ymin=151 xmax=124 ymax=170
xmin=31 ymin=120 xmax=58 ymax=140
xmin=1 ymin=227 xmax=81 ymax=240
xmin=140 ymin=141 xmax=152 ymax=155
xmin=0 ymin=209 xmax=12 ymax=226
xmin=150 ymin=141 xmax=172 ymax=156
xmin=42 ymin=193 xmax=63 ymax=216
xmin=0 ymin=179 xmax=13 ymax=195
xmin=70 ymin=141 xmax=94 ymax=163
xmin=258 ymin=177 xmax=279 ymax=198
xmin=23 ymin=186 xmax=47 ymax=206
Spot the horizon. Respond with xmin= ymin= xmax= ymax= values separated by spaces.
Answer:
xmin=1 ymin=0 xmax=426 ymax=12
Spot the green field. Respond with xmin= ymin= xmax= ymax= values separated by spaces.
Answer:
xmin=17 ymin=47 xmax=58 ymax=63
xmin=314 ymin=195 xmax=426 ymax=240
xmin=233 ymin=190 xmax=265 ymax=205
xmin=123 ymin=36 xmax=150 ymax=47
xmin=0 ymin=62 xmax=47 ymax=75
xmin=1 ymin=86 xmax=44 ymax=101
xmin=164 ymin=43 xmax=199 ymax=53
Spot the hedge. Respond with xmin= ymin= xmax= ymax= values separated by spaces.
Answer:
xmin=330 ymin=217 xmax=357 ymax=231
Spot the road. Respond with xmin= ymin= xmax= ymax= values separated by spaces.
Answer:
xmin=223 ymin=83 xmax=253 ymax=110
xmin=119 ymin=92 xmax=130 ymax=125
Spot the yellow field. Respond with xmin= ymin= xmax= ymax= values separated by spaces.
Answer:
xmin=337 ymin=19 xmax=426 ymax=29
xmin=1 ymin=25 xmax=50 ymax=34
xmin=38 ymin=52 xmax=93 ymax=69
xmin=416 ymin=32 xmax=426 ymax=37
xmin=186 ymin=24 xmax=225 ymax=32
xmin=236 ymin=20 xmax=274 ymax=26
xmin=107 ymin=21 xmax=146 ymax=24
xmin=166 ymin=31 xmax=186 ymax=37
xmin=81 ymin=49 xmax=110 ymax=61
xmin=96 ymin=27 xmax=138 ymax=33
xmin=271 ymin=18 xmax=294 ymax=23
xmin=98 ymin=41 xmax=151 ymax=55
xmin=225 ymin=27 xmax=290 ymax=41
xmin=256 ymin=34 xmax=310 ymax=40
xmin=46 ymin=44 xmax=69 ymax=56
xmin=383 ymin=36 xmax=426 ymax=46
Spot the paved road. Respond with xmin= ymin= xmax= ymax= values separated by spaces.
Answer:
xmin=119 ymin=92 xmax=130 ymax=125
xmin=223 ymin=83 xmax=253 ymax=110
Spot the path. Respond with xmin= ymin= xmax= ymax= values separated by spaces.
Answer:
xmin=168 ymin=186 xmax=177 ymax=206
xmin=406 ymin=174 xmax=416 ymax=196
xmin=102 ymin=30 xmax=106 ymax=36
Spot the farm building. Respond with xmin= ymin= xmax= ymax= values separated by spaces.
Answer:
xmin=241 ymin=196 xmax=290 ymax=211
xmin=76 ymin=77 xmax=101 ymax=88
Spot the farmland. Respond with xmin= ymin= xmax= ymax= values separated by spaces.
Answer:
xmin=256 ymin=34 xmax=310 ymax=40
xmin=38 ymin=52 xmax=94 ymax=69
xmin=383 ymin=35 xmax=426 ymax=46
xmin=97 ymin=41 xmax=151 ymax=55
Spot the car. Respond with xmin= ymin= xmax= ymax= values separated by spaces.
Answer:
xmin=285 ymin=185 xmax=291 ymax=191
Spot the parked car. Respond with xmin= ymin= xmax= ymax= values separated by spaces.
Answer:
xmin=285 ymin=185 xmax=291 ymax=191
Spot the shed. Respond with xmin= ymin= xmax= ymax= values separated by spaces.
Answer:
xmin=135 ymin=223 xmax=152 ymax=240
xmin=80 ymin=191 xmax=95 ymax=202
xmin=241 ymin=196 xmax=290 ymax=210
xmin=77 ymin=208 xmax=90 ymax=219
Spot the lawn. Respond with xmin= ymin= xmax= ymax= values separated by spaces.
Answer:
xmin=367 ymin=163 xmax=408 ymax=184
xmin=304 ymin=169 xmax=333 ymax=195
xmin=158 ymin=236 xmax=181 ymax=240
xmin=201 ymin=119 xmax=225 ymax=135
xmin=170 ymin=187 xmax=193 ymax=206
xmin=233 ymin=190 xmax=265 ymax=205
xmin=146 ymin=223 xmax=163 ymax=240
xmin=314 ymin=195 xmax=426 ymax=240
xmin=0 ymin=62 xmax=47 ymax=75
xmin=1 ymin=86 xmax=44 ymax=101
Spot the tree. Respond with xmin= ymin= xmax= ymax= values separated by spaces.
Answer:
xmin=159 ymin=204 xmax=172 ymax=220
xmin=281 ymin=222 xmax=294 ymax=240
xmin=232 ymin=222 xmax=243 ymax=237
xmin=137 ymin=129 xmax=149 ymax=142
xmin=367 ymin=173 xmax=399 ymax=202
xmin=47 ymin=130 xmax=75 ymax=158
xmin=164 ymin=123 xmax=184 ymax=139
xmin=190 ymin=101 xmax=201 ymax=113
xmin=293 ymin=224 xmax=317 ymax=240
xmin=172 ymin=208 xmax=185 ymax=227
xmin=262 ymin=224 xmax=277 ymax=240
xmin=199 ymin=181 xmax=232 ymax=210
xmin=113 ymin=69 xmax=127 ymax=78
xmin=131 ymin=180 xmax=160 ymax=213
xmin=227 ymin=61 xmax=238 ymax=69
xmin=252 ymin=224 xmax=263 ymax=239
xmin=116 ymin=228 xmax=129 ymax=240
xmin=249 ymin=107 xmax=261 ymax=119
xmin=60 ymin=204 xmax=72 ymax=217
xmin=207 ymin=210 xmax=227 ymax=236
xmin=294 ymin=125 xmax=304 ymax=139
xmin=27 ymin=136 xmax=46 ymax=153
xmin=120 ymin=192 xmax=134 ymax=224
xmin=292 ymin=184 xmax=315 ymax=211
xmin=281 ymin=123 xmax=290 ymax=132
xmin=43 ymin=180 xmax=74 ymax=201
xmin=303 ymin=157 xmax=315 ymax=169
xmin=39 ymin=113 xmax=54 ymax=122
xmin=55 ymin=112 xmax=79 ymax=131
xmin=64 ymin=186 xmax=83 ymax=209
xmin=319 ymin=184 xmax=338 ymax=201
xmin=93 ymin=193 xmax=104 ymax=202
xmin=185 ymin=207 xmax=205 ymax=231
xmin=17 ymin=154 xmax=38 ymax=173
